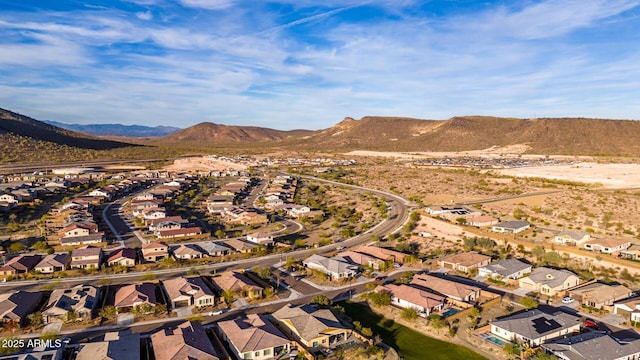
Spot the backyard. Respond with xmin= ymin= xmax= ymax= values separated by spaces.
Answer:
xmin=340 ymin=301 xmax=487 ymax=360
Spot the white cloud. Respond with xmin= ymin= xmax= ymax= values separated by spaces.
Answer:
xmin=178 ymin=0 xmax=234 ymax=10
xmin=136 ymin=10 xmax=153 ymax=20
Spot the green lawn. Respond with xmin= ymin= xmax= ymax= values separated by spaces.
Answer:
xmin=340 ymin=301 xmax=488 ymax=360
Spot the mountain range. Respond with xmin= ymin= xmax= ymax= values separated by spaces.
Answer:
xmin=3 ymin=107 xmax=640 ymax=163
xmin=44 ymin=120 xmax=181 ymax=137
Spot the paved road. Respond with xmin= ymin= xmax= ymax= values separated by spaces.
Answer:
xmin=0 ymin=175 xmax=411 ymax=291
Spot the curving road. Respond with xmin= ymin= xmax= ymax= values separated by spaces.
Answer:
xmin=0 ymin=175 xmax=411 ymax=291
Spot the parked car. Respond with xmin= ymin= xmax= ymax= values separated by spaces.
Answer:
xmin=562 ymin=296 xmax=574 ymax=304
xmin=375 ymin=275 xmax=386 ymax=281
xmin=584 ymin=319 xmax=599 ymax=329
xmin=208 ymin=309 xmax=227 ymax=316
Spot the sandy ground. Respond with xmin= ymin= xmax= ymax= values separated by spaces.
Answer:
xmin=415 ymin=216 xmax=465 ymax=242
xmin=162 ymin=156 xmax=247 ymax=172
xmin=499 ymin=163 xmax=640 ymax=189
xmin=346 ymin=147 xmax=584 ymax=160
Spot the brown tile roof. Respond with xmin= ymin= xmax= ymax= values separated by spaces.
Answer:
xmin=441 ymin=252 xmax=491 ymax=267
xmin=218 ymin=314 xmax=289 ymax=353
xmin=272 ymin=304 xmax=346 ymax=342
xmin=142 ymin=242 xmax=168 ymax=250
xmin=410 ymin=274 xmax=480 ymax=300
xmin=151 ymin=321 xmax=219 ymax=360
xmin=377 ymin=284 xmax=446 ymax=309
xmin=114 ymin=283 xmax=157 ymax=308
xmin=1 ymin=255 xmax=42 ymax=273
xmin=210 ymin=271 xmax=262 ymax=293
xmin=108 ymin=248 xmax=137 ymax=263
xmin=163 ymin=277 xmax=214 ymax=301
xmin=72 ymin=245 xmax=103 ymax=258
xmin=586 ymin=237 xmax=632 ymax=248
xmin=0 ymin=291 xmax=42 ymax=323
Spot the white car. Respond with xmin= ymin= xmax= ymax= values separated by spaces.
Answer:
xmin=562 ymin=296 xmax=574 ymax=304
xmin=208 ymin=309 xmax=226 ymax=316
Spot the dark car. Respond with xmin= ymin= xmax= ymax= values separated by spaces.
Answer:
xmin=375 ymin=275 xmax=386 ymax=281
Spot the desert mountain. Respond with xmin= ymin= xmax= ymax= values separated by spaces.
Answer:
xmin=155 ymin=122 xmax=313 ymax=144
xmin=301 ymin=116 xmax=640 ymax=155
xmin=0 ymin=108 xmax=134 ymax=150
xmin=45 ymin=120 xmax=180 ymax=137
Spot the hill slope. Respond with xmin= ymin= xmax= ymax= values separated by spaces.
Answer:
xmin=44 ymin=120 xmax=180 ymax=137
xmin=302 ymin=116 xmax=640 ymax=155
xmin=155 ymin=122 xmax=314 ymax=144
xmin=0 ymin=108 xmax=138 ymax=163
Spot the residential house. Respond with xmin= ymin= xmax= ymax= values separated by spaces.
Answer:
xmin=114 ymin=283 xmax=157 ymax=312
xmin=479 ymin=259 xmax=532 ymax=280
xmin=439 ymin=252 xmax=491 ymax=273
xmin=465 ymin=215 xmax=499 ymax=227
xmin=518 ymin=267 xmax=580 ymax=297
xmin=35 ymin=253 xmax=69 ymax=274
xmin=142 ymin=208 xmax=166 ymax=220
xmin=303 ymin=254 xmax=359 ymax=280
xmin=223 ymin=207 xmax=268 ymax=226
xmin=70 ymin=246 xmax=103 ymax=270
xmin=210 ymin=271 xmax=263 ymax=300
xmin=163 ymin=277 xmax=216 ymax=309
xmin=584 ymin=237 xmax=632 ymax=254
xmin=58 ymin=222 xmax=97 ymax=239
xmin=206 ymin=195 xmax=234 ymax=214
xmin=0 ymin=291 xmax=43 ymax=327
xmin=246 ymin=232 xmax=274 ymax=246
xmin=76 ymin=330 xmax=141 ymax=360
xmin=0 ymin=255 xmax=42 ymax=279
xmin=146 ymin=216 xmax=187 ymax=231
xmin=153 ymin=220 xmax=181 ymax=234
xmin=614 ymin=297 xmax=640 ymax=322
xmin=376 ymin=284 xmax=446 ymax=317
xmin=272 ymin=304 xmax=351 ymax=349
xmin=60 ymin=233 xmax=105 ymax=246
xmin=172 ymin=244 xmax=205 ymax=260
xmin=336 ymin=250 xmax=386 ymax=270
xmin=0 ymin=194 xmax=19 ymax=204
xmin=353 ymin=246 xmax=409 ymax=264
xmin=569 ymin=282 xmax=633 ymax=309
xmin=107 ymin=248 xmax=137 ymax=267
xmin=554 ymin=231 xmax=591 ymax=246
xmin=490 ymin=309 xmax=581 ymax=347
xmin=491 ymin=221 xmax=531 ymax=234
xmin=542 ymin=332 xmax=640 ymax=360
xmin=410 ymin=274 xmax=481 ymax=303
xmin=142 ymin=242 xmax=169 ymax=262
xmin=157 ymin=227 xmax=203 ymax=239
xmin=198 ymin=242 xmax=231 ymax=257
xmin=151 ymin=321 xmax=219 ymax=360
xmin=43 ymin=284 xmax=100 ymax=323
xmin=217 ymin=314 xmax=291 ymax=360
xmin=223 ymin=238 xmax=259 ymax=253
xmin=621 ymin=244 xmax=640 ymax=261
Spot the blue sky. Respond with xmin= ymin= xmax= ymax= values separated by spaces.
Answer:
xmin=1 ymin=0 xmax=640 ymax=130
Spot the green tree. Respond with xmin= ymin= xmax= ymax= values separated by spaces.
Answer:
xmin=32 ymin=241 xmax=49 ymax=251
xmin=520 ymin=297 xmax=538 ymax=309
xmin=222 ymin=289 xmax=236 ymax=306
xmin=215 ymin=229 xmax=226 ymax=239
xmin=251 ymin=266 xmax=272 ymax=280
xmin=503 ymin=343 xmax=516 ymax=358
xmin=367 ymin=291 xmax=391 ymax=306
xmin=361 ymin=327 xmax=373 ymax=337
xmin=311 ymin=294 xmax=332 ymax=307
xmin=400 ymin=307 xmax=418 ymax=321
xmin=9 ymin=242 xmax=24 ymax=253
xmin=99 ymin=306 xmax=117 ymax=319
xmin=28 ymin=312 xmax=43 ymax=327
xmin=65 ymin=311 xmax=79 ymax=323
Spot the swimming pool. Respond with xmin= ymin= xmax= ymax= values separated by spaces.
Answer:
xmin=485 ymin=336 xmax=508 ymax=347
xmin=441 ymin=308 xmax=460 ymax=317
